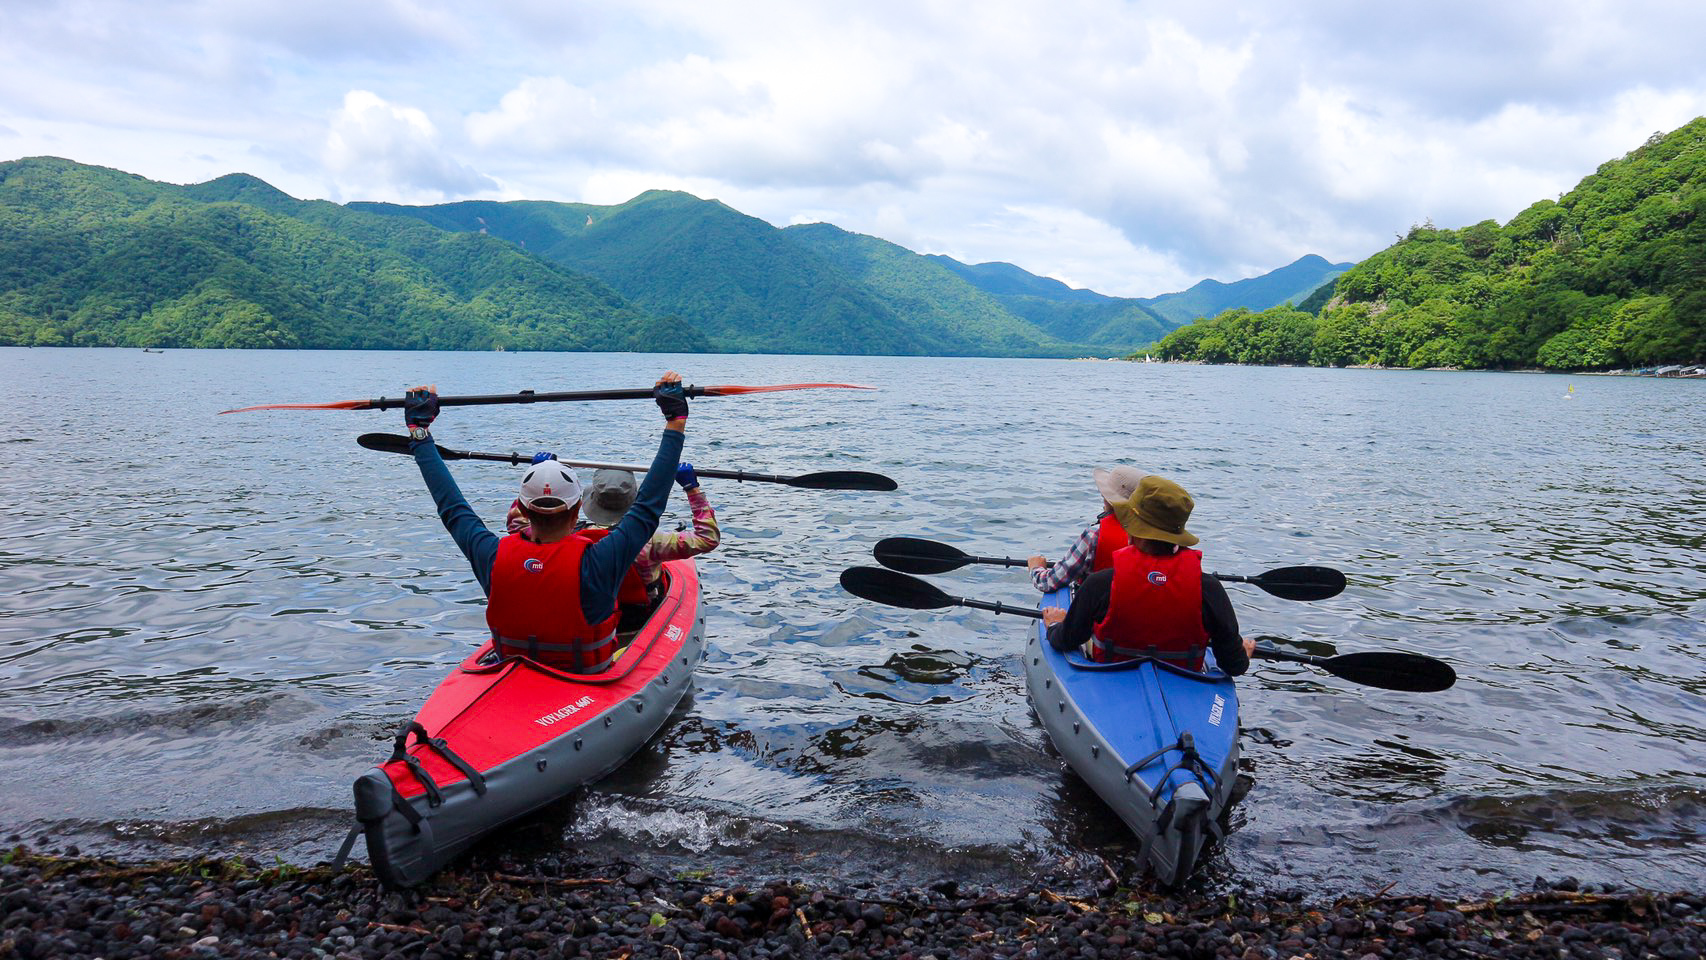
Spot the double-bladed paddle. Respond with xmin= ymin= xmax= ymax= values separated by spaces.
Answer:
xmin=872 ymin=536 xmax=1346 ymax=601
xmin=221 ymin=382 xmax=874 ymax=415
xmin=837 ymin=567 xmax=1454 ymax=692
xmin=357 ymin=433 xmax=897 ymax=492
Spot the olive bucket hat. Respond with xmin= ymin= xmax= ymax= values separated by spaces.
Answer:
xmin=1109 ymin=474 xmax=1200 ymax=547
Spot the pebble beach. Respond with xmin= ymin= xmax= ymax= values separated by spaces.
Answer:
xmin=3 ymin=848 xmax=1701 ymax=960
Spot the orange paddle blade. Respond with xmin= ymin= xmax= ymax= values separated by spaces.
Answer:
xmin=700 ymin=382 xmax=875 ymax=395
xmin=218 ymin=399 xmax=371 ymax=414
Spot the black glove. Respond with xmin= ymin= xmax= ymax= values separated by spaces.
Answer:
xmin=654 ymin=380 xmax=689 ymax=421
xmin=404 ymin=386 xmax=439 ymax=434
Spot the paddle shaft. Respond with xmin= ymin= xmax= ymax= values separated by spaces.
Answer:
xmin=1252 ymin=644 xmax=1330 ymax=668
xmin=221 ymin=382 xmax=873 ymax=414
xmin=356 ymin=433 xmax=895 ymax=490
xmin=369 ymin=385 xmax=706 ymax=410
xmin=873 ymin=537 xmax=1342 ymax=600
xmin=958 ymin=597 xmax=1045 ymax=619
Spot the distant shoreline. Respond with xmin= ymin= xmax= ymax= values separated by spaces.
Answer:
xmin=1124 ymin=356 xmax=1706 ymax=377
xmin=4 ymin=344 xmax=1702 ymax=376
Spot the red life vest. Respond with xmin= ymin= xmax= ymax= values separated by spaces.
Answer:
xmin=1090 ymin=512 xmax=1129 ymax=573
xmin=577 ymin=527 xmax=652 ymax=609
xmin=486 ymin=533 xmax=619 ymax=671
xmin=1090 ymin=545 xmax=1210 ymax=669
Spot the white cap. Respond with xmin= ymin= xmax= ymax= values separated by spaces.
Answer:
xmin=518 ymin=461 xmax=583 ymax=513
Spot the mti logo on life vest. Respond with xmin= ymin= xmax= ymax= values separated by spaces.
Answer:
xmin=1147 ymin=571 xmax=1168 ymax=585
xmin=523 ymin=558 xmax=545 ymax=573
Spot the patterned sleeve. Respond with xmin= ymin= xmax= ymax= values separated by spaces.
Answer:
xmin=504 ymin=498 xmax=529 ymax=536
xmin=633 ymin=486 xmax=721 ymax=583
xmin=1030 ymin=519 xmax=1099 ymax=593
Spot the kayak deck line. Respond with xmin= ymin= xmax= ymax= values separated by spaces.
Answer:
xmin=1023 ymin=586 xmax=1242 ymax=886
xmin=349 ymin=559 xmax=706 ymax=887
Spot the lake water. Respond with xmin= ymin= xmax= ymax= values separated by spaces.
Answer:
xmin=1 ymin=347 xmax=1702 ymax=897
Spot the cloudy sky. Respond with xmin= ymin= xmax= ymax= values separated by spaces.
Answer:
xmin=3 ymin=1 xmax=1704 ymax=297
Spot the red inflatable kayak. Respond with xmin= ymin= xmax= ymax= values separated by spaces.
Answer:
xmin=350 ymin=559 xmax=706 ymax=887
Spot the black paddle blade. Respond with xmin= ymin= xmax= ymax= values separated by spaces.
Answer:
xmin=357 ymin=432 xmax=413 ymax=455
xmin=839 ymin=567 xmax=955 ymax=611
xmin=1249 ymin=565 xmax=1347 ymax=601
xmin=788 ymin=471 xmax=899 ymax=492
xmin=1321 ymin=651 xmax=1457 ymax=693
xmin=872 ymin=537 xmax=969 ymax=575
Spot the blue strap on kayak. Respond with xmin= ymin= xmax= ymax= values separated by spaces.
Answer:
xmin=1124 ymin=732 xmax=1217 ymax=805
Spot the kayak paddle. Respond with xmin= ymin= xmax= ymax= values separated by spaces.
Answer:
xmin=221 ymin=382 xmax=874 ymax=415
xmin=357 ymin=433 xmax=897 ymax=492
xmin=840 ymin=566 xmax=1045 ymax=619
xmin=872 ymin=536 xmax=1347 ymax=601
xmin=1250 ymin=639 xmax=1456 ymax=693
xmin=838 ymin=567 xmax=1454 ymax=692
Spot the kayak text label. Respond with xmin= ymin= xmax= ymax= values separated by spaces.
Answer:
xmin=536 ymin=695 xmax=596 ymax=727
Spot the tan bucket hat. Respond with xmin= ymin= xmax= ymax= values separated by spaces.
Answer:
xmin=1108 ymin=474 xmax=1199 ymax=547
xmin=1092 ymin=465 xmax=1145 ymax=505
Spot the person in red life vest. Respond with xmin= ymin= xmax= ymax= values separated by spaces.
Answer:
xmin=402 ymin=372 xmax=690 ymax=673
xmin=506 ymin=464 xmax=722 ymax=629
xmin=1025 ymin=465 xmax=1145 ymax=592
xmin=1040 ymin=475 xmax=1255 ymax=675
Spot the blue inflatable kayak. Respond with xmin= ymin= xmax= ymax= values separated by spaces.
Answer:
xmin=1024 ymin=587 xmax=1241 ymax=885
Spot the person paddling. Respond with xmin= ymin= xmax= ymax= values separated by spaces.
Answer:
xmin=1026 ymin=465 xmax=1144 ymax=592
xmin=1040 ymin=475 xmax=1254 ymax=675
xmin=507 ymin=463 xmax=722 ymax=631
xmin=402 ymin=372 xmax=690 ymax=673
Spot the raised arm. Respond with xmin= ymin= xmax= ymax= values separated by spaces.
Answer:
xmin=578 ymin=372 xmax=688 ymax=623
xmin=404 ymin=386 xmax=500 ymax=594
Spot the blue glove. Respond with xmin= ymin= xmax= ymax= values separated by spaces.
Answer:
xmin=531 ymin=451 xmax=557 ymax=464
xmin=676 ymin=462 xmax=700 ymax=490
xmin=403 ymin=386 xmax=438 ymax=433
xmin=654 ymin=378 xmax=689 ymax=421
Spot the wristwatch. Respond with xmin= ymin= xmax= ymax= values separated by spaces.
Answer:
xmin=408 ymin=425 xmax=430 ymax=441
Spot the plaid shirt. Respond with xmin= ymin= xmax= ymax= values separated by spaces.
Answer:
xmin=1029 ymin=513 xmax=1106 ymax=593
xmin=506 ymin=485 xmax=720 ymax=587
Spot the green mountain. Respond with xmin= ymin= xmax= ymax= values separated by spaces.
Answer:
xmin=348 ymin=191 xmax=939 ymax=355
xmin=354 ymin=192 xmax=1175 ymax=355
xmin=1154 ymin=118 xmax=1706 ymax=369
xmin=917 ymin=254 xmax=1173 ymax=349
xmin=0 ymin=158 xmax=703 ymax=351
xmin=781 ymin=223 xmax=1117 ymax=355
xmin=1141 ymin=254 xmax=1353 ymax=325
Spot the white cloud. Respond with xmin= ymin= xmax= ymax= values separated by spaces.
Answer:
xmin=323 ymin=90 xmax=495 ymax=201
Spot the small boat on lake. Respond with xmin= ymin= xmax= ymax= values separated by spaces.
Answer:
xmin=1024 ymin=586 xmax=1241 ymax=885
xmin=349 ymin=560 xmax=705 ymax=887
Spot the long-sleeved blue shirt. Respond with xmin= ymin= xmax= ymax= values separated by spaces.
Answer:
xmin=410 ymin=427 xmax=684 ymax=625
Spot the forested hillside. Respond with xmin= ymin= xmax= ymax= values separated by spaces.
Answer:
xmin=353 ymin=191 xmax=945 ymax=355
xmin=3 ymin=154 xmax=1413 ymax=359
xmin=0 ymin=158 xmax=699 ymax=352
xmin=1154 ymin=119 xmax=1706 ymax=369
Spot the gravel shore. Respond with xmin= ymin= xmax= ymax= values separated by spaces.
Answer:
xmin=2 ymin=847 xmax=1701 ymax=959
